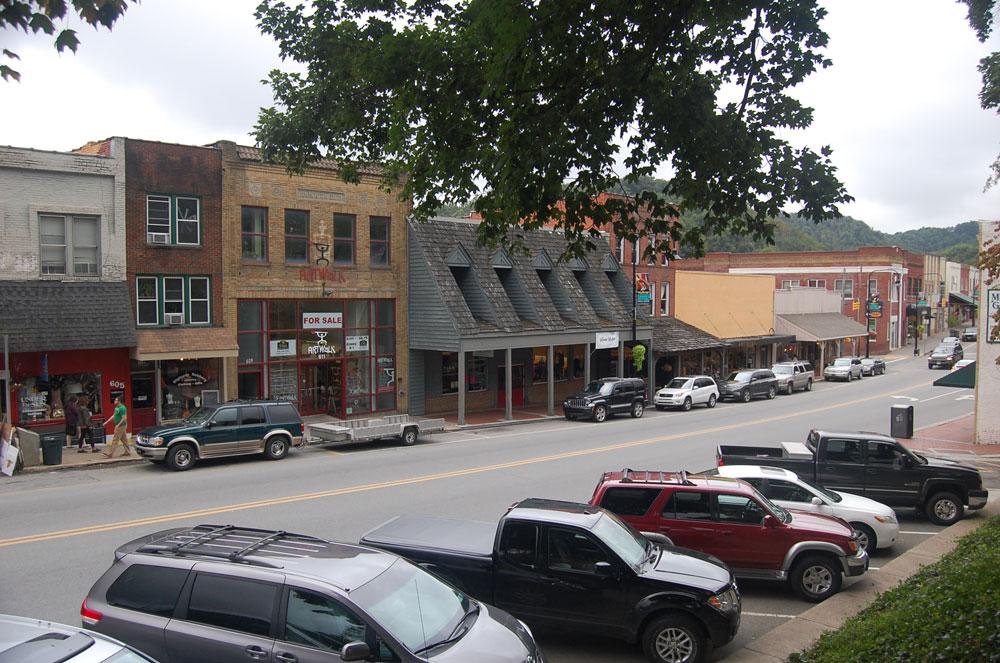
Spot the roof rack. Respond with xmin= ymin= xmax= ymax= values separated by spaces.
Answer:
xmin=136 ymin=524 xmax=331 ymax=569
xmin=618 ymin=468 xmax=697 ymax=486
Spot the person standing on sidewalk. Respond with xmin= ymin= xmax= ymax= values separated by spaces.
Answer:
xmin=76 ymin=396 xmax=96 ymax=453
xmin=64 ymin=395 xmax=80 ymax=448
xmin=102 ymin=396 xmax=134 ymax=458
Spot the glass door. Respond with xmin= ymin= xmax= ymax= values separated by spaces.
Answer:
xmin=300 ymin=361 xmax=343 ymax=417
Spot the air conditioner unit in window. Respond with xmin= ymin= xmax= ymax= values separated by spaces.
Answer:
xmin=165 ymin=313 xmax=184 ymax=326
xmin=148 ymin=232 xmax=169 ymax=244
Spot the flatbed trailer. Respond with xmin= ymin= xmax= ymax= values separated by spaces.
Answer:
xmin=306 ymin=414 xmax=445 ymax=447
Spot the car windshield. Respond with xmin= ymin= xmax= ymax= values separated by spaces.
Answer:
xmin=801 ymin=477 xmax=842 ymax=503
xmin=591 ymin=511 xmax=650 ymax=569
xmin=772 ymin=365 xmax=794 ymax=374
xmin=583 ymin=381 xmax=616 ymax=396
xmin=183 ymin=407 xmax=216 ymax=424
xmin=352 ymin=558 xmax=471 ymax=654
xmin=728 ymin=371 xmax=754 ymax=382
xmin=933 ymin=345 xmax=952 ymax=353
xmin=860 ymin=359 xmax=873 ymax=365
xmin=833 ymin=358 xmax=852 ymax=366
xmin=666 ymin=378 xmax=692 ymax=389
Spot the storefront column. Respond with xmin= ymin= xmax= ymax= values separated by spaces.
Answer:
xmin=154 ymin=361 xmax=163 ymax=426
xmin=819 ymin=344 xmax=825 ymax=376
xmin=458 ymin=350 xmax=466 ymax=426
xmin=584 ymin=343 xmax=591 ymax=384
xmin=617 ymin=339 xmax=625 ymax=377
xmin=504 ymin=348 xmax=512 ymax=421
xmin=547 ymin=345 xmax=554 ymax=416
xmin=646 ymin=341 xmax=655 ymax=392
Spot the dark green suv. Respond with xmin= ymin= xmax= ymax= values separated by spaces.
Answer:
xmin=135 ymin=400 xmax=304 ymax=471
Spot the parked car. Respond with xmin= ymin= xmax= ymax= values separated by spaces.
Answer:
xmin=361 ymin=499 xmax=740 ymax=663
xmin=952 ymin=358 xmax=975 ymax=371
xmin=709 ymin=465 xmax=899 ymax=552
xmin=961 ymin=327 xmax=977 ymax=342
xmin=823 ymin=357 xmax=863 ymax=381
xmin=563 ymin=377 xmax=646 ymax=422
xmin=0 ymin=613 xmax=158 ymax=662
xmin=716 ymin=429 xmax=989 ymax=526
xmin=771 ymin=361 xmax=814 ymax=394
xmin=718 ymin=369 xmax=778 ymax=402
xmin=83 ymin=524 xmax=545 ymax=663
xmin=859 ymin=358 xmax=886 ymax=376
xmin=653 ymin=375 xmax=719 ymax=411
xmin=134 ymin=400 xmax=304 ymax=471
xmin=591 ymin=470 xmax=868 ymax=602
xmin=928 ymin=343 xmax=964 ymax=369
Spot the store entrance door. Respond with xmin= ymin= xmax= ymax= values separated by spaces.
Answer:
xmin=131 ymin=373 xmax=157 ymax=429
xmin=300 ymin=361 xmax=343 ymax=418
xmin=497 ymin=365 xmax=524 ymax=408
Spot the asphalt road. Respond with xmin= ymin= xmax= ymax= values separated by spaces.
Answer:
xmin=0 ymin=348 xmax=993 ymax=663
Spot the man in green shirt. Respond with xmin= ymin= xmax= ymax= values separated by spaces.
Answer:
xmin=102 ymin=396 xmax=134 ymax=458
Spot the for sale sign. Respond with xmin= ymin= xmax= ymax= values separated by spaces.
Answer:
xmin=302 ymin=312 xmax=343 ymax=329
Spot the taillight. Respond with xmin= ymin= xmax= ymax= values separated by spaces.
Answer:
xmin=717 ymin=456 xmax=725 ymax=467
xmin=81 ymin=598 xmax=103 ymax=625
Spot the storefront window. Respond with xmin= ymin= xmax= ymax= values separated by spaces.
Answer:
xmin=442 ymin=353 xmax=458 ymax=394
xmin=345 ymin=358 xmax=371 ymax=415
xmin=269 ymin=363 xmax=298 ymax=403
xmin=552 ymin=346 xmax=569 ymax=381
xmin=532 ymin=347 xmax=548 ymax=382
xmin=239 ymin=333 xmax=264 ymax=365
xmin=15 ymin=373 xmax=103 ymax=424
xmin=571 ymin=345 xmax=585 ymax=379
xmin=160 ymin=359 xmax=220 ymax=421
xmin=468 ymin=357 xmax=488 ymax=392
xmin=441 ymin=353 xmax=487 ymax=394
xmin=269 ymin=300 xmax=297 ymax=330
xmin=238 ymin=301 xmax=263 ymax=331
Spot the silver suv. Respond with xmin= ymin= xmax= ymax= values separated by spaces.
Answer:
xmin=82 ymin=525 xmax=545 ymax=663
xmin=770 ymin=361 xmax=814 ymax=394
xmin=0 ymin=613 xmax=157 ymax=662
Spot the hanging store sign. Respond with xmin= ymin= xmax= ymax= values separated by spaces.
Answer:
xmin=595 ymin=332 xmax=620 ymax=350
xmin=636 ymin=273 xmax=651 ymax=304
xmin=302 ymin=312 xmax=343 ymax=329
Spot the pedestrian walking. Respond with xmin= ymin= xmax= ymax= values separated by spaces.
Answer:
xmin=76 ymin=396 xmax=96 ymax=453
xmin=102 ymin=396 xmax=134 ymax=458
xmin=64 ymin=395 xmax=80 ymax=448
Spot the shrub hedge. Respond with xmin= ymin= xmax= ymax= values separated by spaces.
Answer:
xmin=789 ymin=515 xmax=1000 ymax=663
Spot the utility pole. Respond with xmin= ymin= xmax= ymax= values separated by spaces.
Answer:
xmin=631 ymin=238 xmax=638 ymax=343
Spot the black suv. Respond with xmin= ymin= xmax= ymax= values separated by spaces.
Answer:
xmin=82 ymin=524 xmax=545 ymax=663
xmin=134 ymin=400 xmax=303 ymax=471
xmin=718 ymin=369 xmax=778 ymax=402
xmin=563 ymin=377 xmax=646 ymax=422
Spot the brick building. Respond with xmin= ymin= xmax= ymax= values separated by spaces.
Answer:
xmin=121 ymin=139 xmax=234 ymax=427
xmin=217 ymin=142 xmax=410 ymax=418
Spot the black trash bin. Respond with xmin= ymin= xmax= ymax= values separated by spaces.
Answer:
xmin=40 ymin=433 xmax=64 ymax=465
xmin=891 ymin=404 xmax=914 ymax=439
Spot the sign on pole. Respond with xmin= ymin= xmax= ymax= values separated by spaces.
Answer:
xmin=595 ymin=332 xmax=620 ymax=350
xmin=852 ymin=300 xmax=860 ymax=311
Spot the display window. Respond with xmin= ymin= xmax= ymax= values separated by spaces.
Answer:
xmin=14 ymin=372 xmax=104 ymax=424
xmin=160 ymin=359 xmax=221 ymax=421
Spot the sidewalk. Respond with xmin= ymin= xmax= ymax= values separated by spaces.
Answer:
xmin=906 ymin=413 xmax=997 ymax=456
xmin=18 ymin=443 xmax=143 ymax=474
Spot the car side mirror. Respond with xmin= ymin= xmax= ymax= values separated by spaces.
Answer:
xmin=642 ymin=531 xmax=673 ymax=546
xmin=762 ymin=514 xmax=778 ymax=528
xmin=810 ymin=496 xmax=823 ymax=506
xmin=341 ymin=641 xmax=371 ymax=662
xmin=903 ymin=456 xmax=914 ymax=469
xmin=203 ymin=421 xmax=214 ymax=428
xmin=594 ymin=561 xmax=614 ymax=577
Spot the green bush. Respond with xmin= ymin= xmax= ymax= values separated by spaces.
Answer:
xmin=789 ymin=515 xmax=1000 ymax=663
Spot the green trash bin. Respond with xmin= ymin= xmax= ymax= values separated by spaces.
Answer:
xmin=41 ymin=434 xmax=63 ymax=465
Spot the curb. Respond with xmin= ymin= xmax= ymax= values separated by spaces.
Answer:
xmin=719 ymin=497 xmax=1000 ymax=662
xmin=17 ymin=454 xmax=145 ymax=475
xmin=444 ymin=414 xmax=564 ymax=432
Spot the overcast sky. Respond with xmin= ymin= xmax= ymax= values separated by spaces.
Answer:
xmin=2 ymin=0 xmax=998 ymax=234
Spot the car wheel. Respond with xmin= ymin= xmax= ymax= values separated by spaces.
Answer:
xmin=741 ymin=389 xmax=752 ymax=403
xmin=593 ymin=405 xmax=608 ymax=423
xmin=642 ymin=614 xmax=707 ymax=663
xmin=925 ymin=491 xmax=964 ymax=526
xmin=785 ymin=383 xmax=793 ymax=395
xmin=682 ymin=397 xmax=692 ymax=412
xmin=706 ymin=394 xmax=717 ymax=409
xmin=851 ymin=523 xmax=878 ymax=553
xmin=791 ymin=554 xmax=842 ymax=602
xmin=805 ymin=379 xmax=813 ymax=391
xmin=166 ymin=443 xmax=197 ymax=471
xmin=766 ymin=386 xmax=776 ymax=400
xmin=264 ymin=435 xmax=290 ymax=460
xmin=631 ymin=401 xmax=645 ymax=418
xmin=401 ymin=427 xmax=418 ymax=446
xmin=847 ymin=372 xmax=853 ymax=382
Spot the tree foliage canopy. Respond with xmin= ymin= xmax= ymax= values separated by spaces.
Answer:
xmin=254 ymin=0 xmax=852 ymax=260
xmin=0 ymin=1 xmax=136 ymax=82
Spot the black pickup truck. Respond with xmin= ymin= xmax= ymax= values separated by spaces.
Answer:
xmin=360 ymin=498 xmax=741 ymax=663
xmin=717 ymin=429 xmax=988 ymax=526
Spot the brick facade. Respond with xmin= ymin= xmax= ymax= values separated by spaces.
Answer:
xmin=217 ymin=141 xmax=410 ymax=414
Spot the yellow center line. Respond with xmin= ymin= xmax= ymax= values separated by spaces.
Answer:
xmin=0 ymin=381 xmax=927 ymax=549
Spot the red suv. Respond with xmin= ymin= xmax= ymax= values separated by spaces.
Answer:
xmin=590 ymin=470 xmax=868 ymax=602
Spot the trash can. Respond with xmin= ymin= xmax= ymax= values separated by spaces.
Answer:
xmin=40 ymin=433 xmax=63 ymax=465
xmin=891 ymin=404 xmax=914 ymax=439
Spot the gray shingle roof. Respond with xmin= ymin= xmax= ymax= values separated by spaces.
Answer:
xmin=0 ymin=281 xmax=136 ymax=352
xmin=775 ymin=313 xmax=867 ymax=342
xmin=652 ymin=316 xmax=730 ymax=353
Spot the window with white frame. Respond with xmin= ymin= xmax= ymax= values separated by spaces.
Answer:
xmin=834 ymin=279 xmax=854 ymax=299
xmin=38 ymin=214 xmax=100 ymax=276
xmin=176 ymin=197 xmax=200 ymax=244
xmin=890 ymin=276 xmax=899 ymax=302
xmin=807 ymin=279 xmax=825 ymax=288
xmin=781 ymin=280 xmax=800 ymax=289
xmin=164 ymin=277 xmax=184 ymax=320
xmin=136 ymin=277 xmax=159 ymax=325
xmin=146 ymin=194 xmax=200 ymax=245
xmin=660 ymin=282 xmax=670 ymax=315
xmin=868 ymin=278 xmax=878 ymax=298
xmin=146 ymin=196 xmax=170 ymax=239
xmin=189 ymin=277 xmax=210 ymax=324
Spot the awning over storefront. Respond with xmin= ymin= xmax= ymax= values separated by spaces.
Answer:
xmin=949 ymin=292 xmax=976 ymax=307
xmin=724 ymin=333 xmax=796 ymax=345
xmin=933 ymin=361 xmax=976 ymax=388
xmin=134 ymin=328 xmax=238 ymax=361
xmin=776 ymin=313 xmax=869 ymax=342
xmin=0 ymin=280 xmax=135 ymax=352
xmin=652 ymin=317 xmax=729 ymax=354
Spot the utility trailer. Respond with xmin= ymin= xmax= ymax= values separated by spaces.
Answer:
xmin=306 ymin=414 xmax=445 ymax=447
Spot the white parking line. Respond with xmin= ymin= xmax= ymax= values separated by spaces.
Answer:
xmin=899 ymin=530 xmax=937 ymax=535
xmin=742 ymin=611 xmax=797 ymax=619
xmin=919 ymin=389 xmax=966 ymax=403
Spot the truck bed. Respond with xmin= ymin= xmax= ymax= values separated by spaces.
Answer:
xmin=360 ymin=514 xmax=496 ymax=558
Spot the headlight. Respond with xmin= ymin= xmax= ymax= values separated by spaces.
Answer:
xmin=708 ymin=587 xmax=740 ymax=613
xmin=149 ymin=436 xmax=165 ymax=447
xmin=874 ymin=514 xmax=897 ymax=524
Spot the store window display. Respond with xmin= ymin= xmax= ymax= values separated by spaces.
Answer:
xmin=15 ymin=373 xmax=103 ymax=424
xmin=160 ymin=359 xmax=221 ymax=421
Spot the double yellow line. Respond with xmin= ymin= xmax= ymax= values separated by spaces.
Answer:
xmin=0 ymin=381 xmax=927 ymax=550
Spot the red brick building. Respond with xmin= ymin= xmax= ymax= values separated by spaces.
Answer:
xmin=122 ymin=139 xmax=235 ymax=427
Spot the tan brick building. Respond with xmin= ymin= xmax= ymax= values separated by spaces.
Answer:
xmin=216 ymin=142 xmax=410 ymax=418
